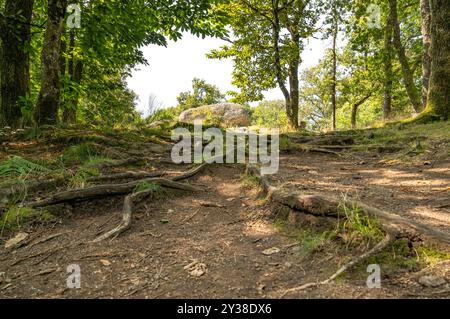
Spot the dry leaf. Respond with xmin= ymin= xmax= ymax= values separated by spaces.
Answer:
xmin=5 ymin=232 xmax=28 ymax=249
xmin=100 ymin=259 xmax=111 ymax=266
xmin=262 ymin=247 xmax=280 ymax=255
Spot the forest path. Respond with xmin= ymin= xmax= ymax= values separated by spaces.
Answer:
xmin=0 ymin=156 xmax=448 ymax=298
xmin=273 ymin=152 xmax=450 ymax=234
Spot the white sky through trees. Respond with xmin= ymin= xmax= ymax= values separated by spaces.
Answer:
xmin=127 ymin=32 xmax=328 ymax=116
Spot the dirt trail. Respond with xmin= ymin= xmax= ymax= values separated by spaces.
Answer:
xmin=0 ymin=158 xmax=448 ymax=298
xmin=272 ymin=153 xmax=450 ymax=234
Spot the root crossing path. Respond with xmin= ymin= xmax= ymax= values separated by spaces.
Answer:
xmin=0 ymin=164 xmax=448 ymax=298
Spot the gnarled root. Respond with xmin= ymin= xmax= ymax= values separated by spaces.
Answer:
xmin=247 ymin=164 xmax=450 ymax=296
xmin=92 ymin=189 xmax=153 ymax=243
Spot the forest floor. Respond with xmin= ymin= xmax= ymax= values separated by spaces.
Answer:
xmin=0 ymin=122 xmax=449 ymax=298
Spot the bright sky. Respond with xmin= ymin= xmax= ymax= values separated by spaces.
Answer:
xmin=127 ymin=33 xmax=329 ymax=116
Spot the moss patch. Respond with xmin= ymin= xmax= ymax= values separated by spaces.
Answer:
xmin=0 ymin=206 xmax=55 ymax=234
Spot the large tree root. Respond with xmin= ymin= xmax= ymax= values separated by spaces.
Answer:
xmin=247 ymin=165 xmax=450 ymax=295
xmin=26 ymin=178 xmax=200 ymax=208
xmin=22 ymin=164 xmax=207 ymax=242
xmin=247 ymin=165 xmax=450 ymax=244
xmin=90 ymin=164 xmax=207 ymax=242
xmin=87 ymin=171 xmax=166 ymax=182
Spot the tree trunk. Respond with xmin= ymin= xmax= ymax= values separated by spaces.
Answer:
xmin=63 ymin=30 xmax=82 ymax=124
xmin=288 ymin=63 xmax=300 ymax=129
xmin=426 ymin=0 xmax=450 ymax=120
xmin=0 ymin=0 xmax=34 ymax=128
xmin=350 ymin=93 xmax=373 ymax=130
xmin=383 ymin=10 xmax=394 ymax=120
xmin=389 ymin=0 xmax=422 ymax=114
xmin=420 ymin=0 xmax=432 ymax=109
xmin=350 ymin=104 xmax=358 ymax=130
xmin=272 ymin=1 xmax=296 ymax=129
xmin=34 ymin=0 xmax=68 ymax=126
xmin=331 ymin=14 xmax=338 ymax=130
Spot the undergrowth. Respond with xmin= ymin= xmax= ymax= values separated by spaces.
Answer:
xmin=0 ymin=206 xmax=55 ymax=235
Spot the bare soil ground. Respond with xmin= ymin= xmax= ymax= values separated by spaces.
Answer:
xmin=0 ymin=129 xmax=449 ymax=299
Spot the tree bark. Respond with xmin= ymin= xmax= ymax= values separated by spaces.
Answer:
xmin=331 ymin=8 xmax=338 ymax=131
xmin=34 ymin=0 xmax=68 ymax=126
xmin=420 ymin=0 xmax=432 ymax=109
xmin=0 ymin=0 xmax=34 ymax=128
xmin=383 ymin=9 xmax=394 ymax=120
xmin=426 ymin=0 xmax=450 ymax=120
xmin=389 ymin=0 xmax=422 ymax=114
xmin=288 ymin=63 xmax=300 ymax=129
xmin=63 ymin=30 xmax=82 ymax=124
xmin=350 ymin=93 xmax=373 ymax=129
xmin=287 ymin=16 xmax=301 ymax=130
xmin=272 ymin=1 xmax=296 ymax=129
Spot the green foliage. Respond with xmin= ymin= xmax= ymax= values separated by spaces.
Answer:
xmin=62 ymin=142 xmax=99 ymax=164
xmin=273 ymin=217 xmax=334 ymax=257
xmin=149 ymin=105 xmax=185 ymax=123
xmin=336 ymin=201 xmax=384 ymax=247
xmin=0 ymin=206 xmax=54 ymax=233
xmin=177 ymin=78 xmax=226 ymax=110
xmin=351 ymin=239 xmax=450 ymax=278
xmin=133 ymin=181 xmax=167 ymax=198
xmin=208 ymin=0 xmax=318 ymax=104
xmin=67 ymin=160 xmax=103 ymax=189
xmin=0 ymin=156 xmax=50 ymax=178
xmin=240 ymin=175 xmax=261 ymax=189
xmin=251 ymin=100 xmax=289 ymax=129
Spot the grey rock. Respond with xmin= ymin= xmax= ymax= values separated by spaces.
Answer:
xmin=418 ymin=275 xmax=447 ymax=288
xmin=179 ymin=103 xmax=250 ymax=128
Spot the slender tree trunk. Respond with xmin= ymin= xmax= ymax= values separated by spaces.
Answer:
xmin=63 ymin=30 xmax=82 ymax=124
xmin=350 ymin=93 xmax=373 ymax=129
xmin=272 ymin=1 xmax=296 ymax=129
xmin=351 ymin=104 xmax=358 ymax=130
xmin=34 ymin=0 xmax=68 ymax=126
xmin=0 ymin=0 xmax=34 ymax=128
xmin=425 ymin=0 xmax=450 ymax=120
xmin=389 ymin=0 xmax=422 ymax=113
xmin=289 ymin=63 xmax=300 ymax=129
xmin=383 ymin=10 xmax=394 ymax=119
xmin=331 ymin=4 xmax=339 ymax=131
xmin=420 ymin=0 xmax=432 ymax=109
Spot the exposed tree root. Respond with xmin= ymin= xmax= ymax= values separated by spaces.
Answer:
xmin=247 ymin=164 xmax=450 ymax=295
xmin=26 ymin=178 xmax=199 ymax=208
xmin=247 ymin=165 xmax=450 ymax=244
xmin=92 ymin=190 xmax=148 ymax=242
xmin=277 ymin=234 xmax=393 ymax=297
xmin=19 ymin=164 xmax=208 ymax=242
xmin=88 ymin=171 xmax=166 ymax=182
xmin=91 ymin=164 xmax=208 ymax=242
xmin=297 ymin=145 xmax=344 ymax=157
